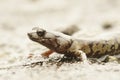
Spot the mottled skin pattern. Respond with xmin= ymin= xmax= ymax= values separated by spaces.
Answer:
xmin=28 ymin=27 xmax=120 ymax=60
xmin=76 ymin=36 xmax=120 ymax=58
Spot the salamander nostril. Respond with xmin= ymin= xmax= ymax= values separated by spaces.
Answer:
xmin=27 ymin=33 xmax=31 ymax=37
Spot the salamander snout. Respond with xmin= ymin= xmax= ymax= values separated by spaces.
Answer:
xmin=27 ymin=33 xmax=32 ymax=37
xmin=27 ymin=32 xmax=39 ymax=41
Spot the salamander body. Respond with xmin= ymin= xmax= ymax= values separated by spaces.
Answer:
xmin=28 ymin=27 xmax=120 ymax=61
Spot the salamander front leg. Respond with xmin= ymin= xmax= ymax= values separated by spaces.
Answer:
xmin=41 ymin=50 xmax=54 ymax=58
xmin=74 ymin=50 xmax=89 ymax=64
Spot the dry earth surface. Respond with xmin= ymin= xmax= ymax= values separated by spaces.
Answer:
xmin=0 ymin=0 xmax=120 ymax=80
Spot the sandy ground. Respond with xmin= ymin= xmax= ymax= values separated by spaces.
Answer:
xmin=0 ymin=0 xmax=120 ymax=80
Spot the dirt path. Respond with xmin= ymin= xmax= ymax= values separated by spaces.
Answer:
xmin=0 ymin=0 xmax=120 ymax=80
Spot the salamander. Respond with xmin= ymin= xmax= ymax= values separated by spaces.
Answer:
xmin=27 ymin=27 xmax=120 ymax=62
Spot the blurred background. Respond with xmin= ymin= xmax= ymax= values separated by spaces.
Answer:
xmin=1 ymin=0 xmax=120 ymax=66
xmin=0 ymin=0 xmax=120 ymax=80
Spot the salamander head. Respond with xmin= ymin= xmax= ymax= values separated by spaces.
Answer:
xmin=28 ymin=27 xmax=46 ymax=41
xmin=28 ymin=27 xmax=73 ymax=53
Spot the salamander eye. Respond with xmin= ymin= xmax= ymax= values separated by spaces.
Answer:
xmin=36 ymin=28 xmax=46 ymax=37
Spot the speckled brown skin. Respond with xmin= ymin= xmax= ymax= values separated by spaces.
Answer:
xmin=28 ymin=27 xmax=120 ymax=60
xmin=76 ymin=36 xmax=120 ymax=58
